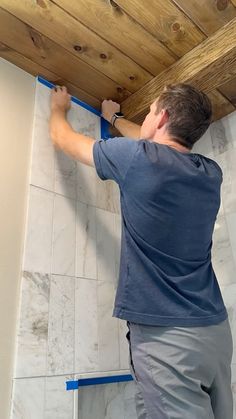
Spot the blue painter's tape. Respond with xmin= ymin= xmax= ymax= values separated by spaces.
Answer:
xmin=101 ymin=117 xmax=111 ymax=140
xmin=37 ymin=76 xmax=114 ymax=140
xmin=66 ymin=374 xmax=133 ymax=391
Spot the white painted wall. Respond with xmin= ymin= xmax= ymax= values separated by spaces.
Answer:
xmin=0 ymin=58 xmax=35 ymax=419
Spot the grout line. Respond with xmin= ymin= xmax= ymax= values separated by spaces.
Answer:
xmin=29 ymin=183 xmax=120 ymax=215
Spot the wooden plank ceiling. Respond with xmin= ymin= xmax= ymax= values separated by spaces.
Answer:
xmin=0 ymin=0 xmax=236 ymax=122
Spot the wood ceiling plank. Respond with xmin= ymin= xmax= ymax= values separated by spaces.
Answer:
xmin=0 ymin=8 xmax=131 ymax=102
xmin=0 ymin=42 xmax=101 ymax=109
xmin=218 ymin=76 xmax=236 ymax=105
xmin=0 ymin=0 xmax=153 ymax=92
xmin=53 ymin=0 xmax=177 ymax=76
xmin=208 ymin=89 xmax=235 ymax=121
xmin=115 ymin=0 xmax=206 ymax=57
xmin=172 ymin=0 xmax=236 ymax=36
xmin=121 ymin=18 xmax=236 ymax=122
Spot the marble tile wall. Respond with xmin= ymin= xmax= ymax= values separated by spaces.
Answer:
xmin=192 ymin=113 xmax=236 ymax=418
xmin=10 ymin=80 xmax=135 ymax=419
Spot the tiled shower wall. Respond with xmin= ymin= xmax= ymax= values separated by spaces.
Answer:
xmin=192 ymin=111 xmax=236 ymax=416
xmin=10 ymin=80 xmax=136 ymax=419
xmin=10 ymin=78 xmax=236 ymax=419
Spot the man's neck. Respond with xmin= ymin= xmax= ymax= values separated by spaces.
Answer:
xmin=151 ymin=136 xmax=191 ymax=153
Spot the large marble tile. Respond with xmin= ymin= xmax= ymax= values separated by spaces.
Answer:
xmin=23 ymin=185 xmax=53 ymax=274
xmin=210 ymin=119 xmax=233 ymax=157
xmin=103 ymin=382 xmax=124 ymax=419
xmin=52 ymin=194 xmax=76 ymax=276
xmin=231 ymin=363 xmax=236 ymax=419
xmin=222 ymin=110 xmax=236 ymax=150
xmin=35 ymin=80 xmax=51 ymax=121
xmin=15 ymin=271 xmax=50 ymax=378
xmin=192 ymin=128 xmax=214 ymax=158
xmin=113 ymin=213 xmax=122 ymax=289
xmin=118 ymin=319 xmax=129 ymax=370
xmin=220 ymin=285 xmax=236 ymax=364
xmin=77 ymin=381 xmax=136 ymax=419
xmin=78 ymin=384 xmax=106 ymax=419
xmin=97 ymin=281 xmax=120 ymax=371
xmin=123 ymin=381 xmax=137 ymax=419
xmin=214 ymin=149 xmax=236 ymax=215
xmin=54 ymin=149 xmax=77 ymax=199
xmin=77 ymin=162 xmax=97 ymax=206
xmin=226 ymin=213 xmax=236 ymax=269
xmin=212 ymin=216 xmax=236 ymax=287
xmin=69 ymin=104 xmax=100 ymax=140
xmin=30 ymin=114 xmax=55 ymax=191
xmin=96 ymin=178 xmax=120 ymax=214
xmin=47 ymin=275 xmax=74 ymax=375
xmin=11 ymin=377 xmax=45 ymax=419
xmin=76 ymin=202 xmax=97 ymax=280
xmin=96 ymin=208 xmax=118 ymax=284
xmin=75 ymin=278 xmax=99 ymax=373
xmin=45 ymin=375 xmax=74 ymax=419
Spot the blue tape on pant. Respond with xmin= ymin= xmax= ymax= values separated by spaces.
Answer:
xmin=66 ymin=374 xmax=133 ymax=391
xmin=37 ymin=76 xmax=111 ymax=140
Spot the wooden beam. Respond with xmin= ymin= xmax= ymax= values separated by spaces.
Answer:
xmin=121 ymin=18 xmax=236 ymax=122
xmin=218 ymin=76 xmax=236 ymax=105
xmin=208 ymin=90 xmax=235 ymax=121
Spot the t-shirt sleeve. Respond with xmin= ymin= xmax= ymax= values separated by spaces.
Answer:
xmin=93 ymin=137 xmax=139 ymax=185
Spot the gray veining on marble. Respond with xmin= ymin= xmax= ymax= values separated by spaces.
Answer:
xmin=47 ymin=275 xmax=74 ymax=375
xmin=30 ymin=114 xmax=55 ymax=191
xmin=192 ymin=128 xmax=214 ymax=158
xmin=45 ymin=375 xmax=74 ymax=419
xmin=118 ymin=319 xmax=129 ymax=370
xmin=210 ymin=119 xmax=233 ymax=156
xmin=15 ymin=271 xmax=50 ymax=378
xmin=123 ymin=381 xmax=138 ymax=419
xmin=96 ymin=178 xmax=121 ymax=214
xmin=52 ymin=194 xmax=76 ymax=276
xmin=54 ymin=149 xmax=77 ymax=199
xmin=75 ymin=278 xmax=99 ymax=373
xmin=214 ymin=149 xmax=236 ymax=215
xmin=226 ymin=213 xmax=236 ymax=270
xmin=77 ymin=162 xmax=97 ymax=206
xmin=76 ymin=202 xmax=97 ymax=280
xmin=10 ymin=377 xmax=45 ymax=419
xmin=23 ymin=186 xmax=53 ymax=274
xmin=97 ymin=281 xmax=120 ymax=371
xmin=212 ymin=216 xmax=236 ymax=287
xmin=96 ymin=208 xmax=118 ymax=284
xmin=221 ymin=111 xmax=236 ymax=151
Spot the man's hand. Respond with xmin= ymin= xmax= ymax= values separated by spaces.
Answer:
xmin=51 ymin=85 xmax=71 ymax=112
xmin=101 ymin=99 xmax=120 ymax=123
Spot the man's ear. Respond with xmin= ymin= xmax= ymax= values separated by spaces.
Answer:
xmin=156 ymin=109 xmax=169 ymax=129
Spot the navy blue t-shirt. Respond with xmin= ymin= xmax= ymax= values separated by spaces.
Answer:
xmin=93 ymin=137 xmax=228 ymax=327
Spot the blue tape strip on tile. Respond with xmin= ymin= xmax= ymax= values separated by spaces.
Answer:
xmin=66 ymin=374 xmax=133 ymax=391
xmin=37 ymin=76 xmax=111 ymax=139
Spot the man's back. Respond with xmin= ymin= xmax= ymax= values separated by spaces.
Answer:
xmin=93 ymin=137 xmax=228 ymax=327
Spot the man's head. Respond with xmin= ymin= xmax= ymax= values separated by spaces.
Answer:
xmin=140 ymin=83 xmax=212 ymax=150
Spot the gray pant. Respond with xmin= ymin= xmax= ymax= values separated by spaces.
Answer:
xmin=126 ymin=318 xmax=233 ymax=419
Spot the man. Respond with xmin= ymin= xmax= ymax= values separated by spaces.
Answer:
xmin=50 ymin=83 xmax=233 ymax=419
